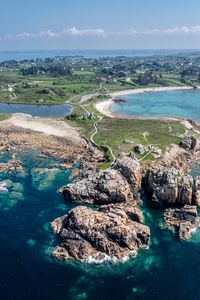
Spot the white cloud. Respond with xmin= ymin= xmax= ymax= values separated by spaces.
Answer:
xmin=66 ymin=27 xmax=106 ymax=37
xmin=2 ymin=25 xmax=200 ymax=42
xmin=165 ymin=26 xmax=200 ymax=34
xmin=2 ymin=27 xmax=106 ymax=41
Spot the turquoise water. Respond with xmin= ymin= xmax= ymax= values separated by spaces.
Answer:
xmin=0 ymin=150 xmax=200 ymax=300
xmin=0 ymin=103 xmax=72 ymax=117
xmin=110 ymin=89 xmax=200 ymax=121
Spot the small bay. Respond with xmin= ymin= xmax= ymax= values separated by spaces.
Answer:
xmin=110 ymin=89 xmax=200 ymax=121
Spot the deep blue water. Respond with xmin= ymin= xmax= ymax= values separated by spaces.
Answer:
xmin=0 ymin=103 xmax=72 ymax=117
xmin=0 ymin=49 xmax=198 ymax=62
xmin=110 ymin=89 xmax=200 ymax=121
xmin=0 ymin=150 xmax=200 ymax=300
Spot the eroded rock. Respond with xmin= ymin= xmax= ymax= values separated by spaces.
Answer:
xmin=164 ymin=205 xmax=200 ymax=240
xmin=113 ymin=153 xmax=141 ymax=196
xmin=52 ymin=205 xmax=150 ymax=262
xmin=60 ymin=154 xmax=141 ymax=205
xmin=194 ymin=176 xmax=200 ymax=206
xmin=179 ymin=136 xmax=197 ymax=150
xmin=60 ymin=169 xmax=133 ymax=204
xmin=145 ymin=167 xmax=200 ymax=207
xmin=134 ymin=144 xmax=145 ymax=154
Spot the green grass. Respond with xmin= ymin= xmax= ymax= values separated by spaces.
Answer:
xmin=0 ymin=114 xmax=10 ymax=121
xmin=93 ymin=118 xmax=184 ymax=158
xmin=66 ymin=101 xmax=186 ymax=163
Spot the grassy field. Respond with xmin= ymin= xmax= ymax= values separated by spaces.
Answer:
xmin=93 ymin=118 xmax=184 ymax=158
xmin=0 ymin=114 xmax=10 ymax=121
xmin=0 ymin=67 xmax=193 ymax=166
xmin=66 ymin=100 xmax=186 ymax=164
xmin=0 ymin=68 xmax=194 ymax=105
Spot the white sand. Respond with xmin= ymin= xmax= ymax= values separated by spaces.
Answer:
xmin=95 ymin=99 xmax=115 ymax=118
xmin=1 ymin=113 xmax=82 ymax=141
xmin=95 ymin=86 xmax=195 ymax=118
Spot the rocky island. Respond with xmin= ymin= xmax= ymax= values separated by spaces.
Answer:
xmin=52 ymin=131 xmax=200 ymax=262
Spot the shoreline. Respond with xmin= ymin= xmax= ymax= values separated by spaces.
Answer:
xmin=95 ymin=86 xmax=196 ymax=119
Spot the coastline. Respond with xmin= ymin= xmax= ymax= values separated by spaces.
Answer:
xmin=95 ymin=86 xmax=195 ymax=119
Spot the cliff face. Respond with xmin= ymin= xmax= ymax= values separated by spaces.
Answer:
xmin=145 ymin=168 xmax=200 ymax=208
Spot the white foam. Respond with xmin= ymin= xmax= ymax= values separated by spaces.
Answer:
xmin=83 ymin=250 xmax=137 ymax=264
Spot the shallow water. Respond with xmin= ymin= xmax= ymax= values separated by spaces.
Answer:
xmin=0 ymin=102 xmax=72 ymax=117
xmin=0 ymin=150 xmax=200 ymax=300
xmin=110 ymin=89 xmax=200 ymax=121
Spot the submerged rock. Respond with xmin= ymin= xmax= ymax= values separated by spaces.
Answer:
xmin=52 ymin=205 xmax=150 ymax=262
xmin=0 ymin=159 xmax=23 ymax=174
xmin=164 ymin=205 xmax=200 ymax=240
xmin=31 ymin=167 xmax=60 ymax=191
xmin=60 ymin=154 xmax=141 ymax=205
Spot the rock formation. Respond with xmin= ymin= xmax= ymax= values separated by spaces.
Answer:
xmin=145 ymin=167 xmax=200 ymax=208
xmin=59 ymin=153 xmax=141 ymax=205
xmin=179 ymin=136 xmax=197 ymax=150
xmin=134 ymin=144 xmax=145 ymax=154
xmin=52 ymin=204 xmax=150 ymax=262
xmin=164 ymin=205 xmax=200 ymax=240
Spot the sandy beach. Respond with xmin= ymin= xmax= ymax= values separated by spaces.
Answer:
xmin=95 ymin=86 xmax=195 ymax=118
xmin=1 ymin=113 xmax=84 ymax=145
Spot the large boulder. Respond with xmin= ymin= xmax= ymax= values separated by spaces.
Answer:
xmin=179 ymin=136 xmax=197 ymax=150
xmin=134 ymin=144 xmax=145 ymax=154
xmin=60 ymin=154 xmax=141 ymax=205
xmin=164 ymin=205 xmax=200 ymax=240
xmin=113 ymin=153 xmax=141 ymax=195
xmin=60 ymin=169 xmax=133 ymax=204
xmin=194 ymin=176 xmax=200 ymax=206
xmin=52 ymin=205 xmax=150 ymax=262
xmin=145 ymin=167 xmax=196 ymax=207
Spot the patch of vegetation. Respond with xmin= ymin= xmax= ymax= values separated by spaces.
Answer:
xmin=0 ymin=114 xmax=10 ymax=121
xmin=66 ymin=102 xmax=185 ymax=163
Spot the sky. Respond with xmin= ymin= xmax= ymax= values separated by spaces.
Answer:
xmin=1 ymin=0 xmax=200 ymax=50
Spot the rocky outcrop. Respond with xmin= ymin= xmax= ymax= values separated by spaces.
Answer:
xmin=52 ymin=204 xmax=150 ymax=262
xmin=134 ymin=144 xmax=145 ymax=154
xmin=113 ymin=153 xmax=141 ymax=196
xmin=0 ymin=159 xmax=23 ymax=173
xmin=60 ymin=169 xmax=133 ymax=204
xmin=179 ymin=136 xmax=197 ymax=150
xmin=145 ymin=167 xmax=200 ymax=208
xmin=194 ymin=177 xmax=200 ymax=206
xmin=164 ymin=205 xmax=200 ymax=240
xmin=60 ymin=153 xmax=141 ymax=205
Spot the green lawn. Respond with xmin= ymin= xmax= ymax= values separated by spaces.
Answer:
xmin=66 ymin=101 xmax=186 ymax=163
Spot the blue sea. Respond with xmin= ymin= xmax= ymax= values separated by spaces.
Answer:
xmin=0 ymin=150 xmax=200 ymax=300
xmin=0 ymin=49 xmax=198 ymax=62
xmin=110 ymin=89 xmax=200 ymax=121
xmin=1 ymin=51 xmax=200 ymax=300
